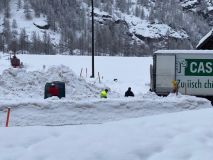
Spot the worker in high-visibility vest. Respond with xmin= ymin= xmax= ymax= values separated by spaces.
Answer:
xmin=100 ymin=89 xmax=108 ymax=98
xmin=171 ymin=80 xmax=178 ymax=93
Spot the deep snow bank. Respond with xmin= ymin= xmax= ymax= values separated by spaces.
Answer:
xmin=0 ymin=65 xmax=107 ymax=100
xmin=0 ymin=92 xmax=211 ymax=126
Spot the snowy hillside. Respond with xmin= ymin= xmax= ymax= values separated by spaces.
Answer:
xmin=0 ymin=0 xmax=60 ymax=44
xmin=0 ymin=0 xmax=211 ymax=56
xmin=10 ymin=0 xmax=60 ymax=44
xmin=180 ymin=0 xmax=213 ymax=25
xmin=94 ymin=8 xmax=188 ymax=41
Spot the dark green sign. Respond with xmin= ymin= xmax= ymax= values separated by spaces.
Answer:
xmin=185 ymin=59 xmax=213 ymax=76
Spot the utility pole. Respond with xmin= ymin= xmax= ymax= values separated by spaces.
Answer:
xmin=91 ymin=0 xmax=95 ymax=78
xmin=1 ymin=33 xmax=5 ymax=54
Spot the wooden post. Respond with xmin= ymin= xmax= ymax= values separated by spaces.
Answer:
xmin=80 ymin=68 xmax=83 ymax=78
xmin=98 ymin=72 xmax=101 ymax=83
xmin=6 ymin=108 xmax=11 ymax=127
xmin=86 ymin=68 xmax=88 ymax=78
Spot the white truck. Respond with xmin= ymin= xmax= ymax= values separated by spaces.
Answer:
xmin=150 ymin=50 xmax=213 ymax=98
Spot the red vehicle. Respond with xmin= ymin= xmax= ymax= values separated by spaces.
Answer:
xmin=11 ymin=55 xmax=20 ymax=68
xmin=48 ymin=83 xmax=59 ymax=96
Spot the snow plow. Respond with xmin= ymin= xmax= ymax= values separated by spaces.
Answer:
xmin=10 ymin=55 xmax=23 ymax=68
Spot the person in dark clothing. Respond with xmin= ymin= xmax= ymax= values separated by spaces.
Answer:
xmin=11 ymin=55 xmax=20 ymax=68
xmin=48 ymin=83 xmax=59 ymax=97
xmin=125 ymin=87 xmax=134 ymax=97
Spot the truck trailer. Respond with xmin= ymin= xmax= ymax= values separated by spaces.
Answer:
xmin=150 ymin=50 xmax=213 ymax=98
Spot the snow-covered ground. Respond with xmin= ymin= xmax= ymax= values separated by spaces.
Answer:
xmin=0 ymin=52 xmax=212 ymax=160
xmin=1 ymin=108 xmax=213 ymax=160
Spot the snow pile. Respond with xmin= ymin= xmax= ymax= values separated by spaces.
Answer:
xmin=0 ymin=92 xmax=211 ymax=126
xmin=0 ymin=65 xmax=105 ymax=100
xmin=1 ymin=108 xmax=213 ymax=160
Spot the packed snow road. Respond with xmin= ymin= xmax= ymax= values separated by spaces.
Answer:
xmin=0 ymin=93 xmax=211 ymax=126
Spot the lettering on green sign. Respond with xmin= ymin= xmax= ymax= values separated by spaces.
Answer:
xmin=185 ymin=59 xmax=213 ymax=76
xmin=177 ymin=79 xmax=213 ymax=89
xmin=177 ymin=79 xmax=202 ymax=88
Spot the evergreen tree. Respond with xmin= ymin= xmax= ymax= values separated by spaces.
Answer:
xmin=17 ymin=0 xmax=22 ymax=10
xmin=9 ymin=37 xmax=18 ymax=53
xmin=4 ymin=0 xmax=10 ymax=18
xmin=30 ymin=31 xmax=39 ymax=54
xmin=42 ymin=31 xmax=54 ymax=54
xmin=24 ymin=1 xmax=32 ymax=20
xmin=3 ymin=17 xmax=12 ymax=44
xmin=19 ymin=28 xmax=28 ymax=53
xmin=12 ymin=19 xmax=18 ymax=29
xmin=0 ymin=0 xmax=210 ymax=56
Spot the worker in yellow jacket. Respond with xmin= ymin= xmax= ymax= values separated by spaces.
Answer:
xmin=171 ymin=80 xmax=178 ymax=93
xmin=100 ymin=89 xmax=108 ymax=98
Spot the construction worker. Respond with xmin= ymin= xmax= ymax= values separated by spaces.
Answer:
xmin=172 ymin=80 xmax=178 ymax=93
xmin=100 ymin=89 xmax=108 ymax=98
xmin=125 ymin=87 xmax=134 ymax=97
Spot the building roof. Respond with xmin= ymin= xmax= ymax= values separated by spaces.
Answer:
xmin=196 ymin=29 xmax=213 ymax=49
xmin=155 ymin=50 xmax=213 ymax=55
